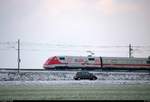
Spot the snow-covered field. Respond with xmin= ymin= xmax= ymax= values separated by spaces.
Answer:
xmin=0 ymin=80 xmax=150 ymax=100
xmin=0 ymin=71 xmax=150 ymax=100
xmin=0 ymin=70 xmax=150 ymax=81
xmin=0 ymin=80 xmax=150 ymax=86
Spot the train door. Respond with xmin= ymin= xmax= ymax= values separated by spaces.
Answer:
xmin=86 ymin=57 xmax=101 ymax=68
xmin=87 ymin=57 xmax=101 ymax=68
xmin=87 ymin=57 xmax=95 ymax=66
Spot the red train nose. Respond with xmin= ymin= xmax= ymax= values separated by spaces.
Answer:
xmin=43 ymin=56 xmax=62 ymax=69
xmin=44 ymin=56 xmax=62 ymax=66
xmin=47 ymin=56 xmax=62 ymax=65
xmin=43 ymin=58 xmax=50 ymax=69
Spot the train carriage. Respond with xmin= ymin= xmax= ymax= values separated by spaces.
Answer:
xmin=43 ymin=56 xmax=150 ymax=70
xmin=102 ymin=57 xmax=150 ymax=69
xmin=44 ymin=56 xmax=102 ymax=70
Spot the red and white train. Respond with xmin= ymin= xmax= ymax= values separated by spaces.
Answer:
xmin=43 ymin=56 xmax=150 ymax=70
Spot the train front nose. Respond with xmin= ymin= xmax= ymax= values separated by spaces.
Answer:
xmin=43 ymin=58 xmax=51 ymax=69
xmin=43 ymin=63 xmax=48 ymax=69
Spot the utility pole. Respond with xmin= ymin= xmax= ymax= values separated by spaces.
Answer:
xmin=129 ymin=44 xmax=133 ymax=58
xmin=17 ymin=39 xmax=21 ymax=73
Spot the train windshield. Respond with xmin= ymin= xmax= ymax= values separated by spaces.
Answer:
xmin=59 ymin=57 xmax=65 ymax=60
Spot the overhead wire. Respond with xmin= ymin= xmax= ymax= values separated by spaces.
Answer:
xmin=0 ymin=41 xmax=150 ymax=55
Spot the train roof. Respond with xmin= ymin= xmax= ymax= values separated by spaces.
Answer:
xmin=53 ymin=55 xmax=148 ymax=59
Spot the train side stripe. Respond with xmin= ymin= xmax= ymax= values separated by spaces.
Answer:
xmin=103 ymin=64 xmax=150 ymax=67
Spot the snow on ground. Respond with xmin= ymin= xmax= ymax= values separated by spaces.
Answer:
xmin=0 ymin=80 xmax=150 ymax=86
xmin=0 ymin=70 xmax=150 ymax=86
xmin=1 ymin=71 xmax=150 ymax=81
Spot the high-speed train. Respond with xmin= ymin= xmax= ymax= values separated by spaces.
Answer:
xmin=43 ymin=56 xmax=150 ymax=70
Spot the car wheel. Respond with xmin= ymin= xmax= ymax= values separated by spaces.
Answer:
xmin=89 ymin=78 xmax=93 ymax=80
xmin=75 ymin=78 xmax=78 ymax=80
xmin=93 ymin=77 xmax=97 ymax=80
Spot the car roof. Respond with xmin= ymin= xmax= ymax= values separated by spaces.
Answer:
xmin=77 ymin=71 xmax=89 ymax=73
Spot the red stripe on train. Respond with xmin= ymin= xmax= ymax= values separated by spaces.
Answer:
xmin=103 ymin=64 xmax=150 ymax=67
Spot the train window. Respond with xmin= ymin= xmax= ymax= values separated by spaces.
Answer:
xmin=88 ymin=58 xmax=95 ymax=61
xmin=147 ymin=56 xmax=150 ymax=64
xmin=147 ymin=60 xmax=150 ymax=64
xmin=74 ymin=59 xmax=78 ymax=62
xmin=111 ymin=59 xmax=117 ymax=64
xmin=59 ymin=57 xmax=65 ymax=60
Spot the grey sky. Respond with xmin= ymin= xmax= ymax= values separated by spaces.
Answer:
xmin=0 ymin=0 xmax=150 ymax=69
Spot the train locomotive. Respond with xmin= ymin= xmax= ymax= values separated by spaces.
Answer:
xmin=43 ymin=56 xmax=150 ymax=70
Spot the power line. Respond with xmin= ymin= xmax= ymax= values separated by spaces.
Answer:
xmin=0 ymin=41 xmax=150 ymax=56
xmin=1 ymin=41 xmax=150 ymax=48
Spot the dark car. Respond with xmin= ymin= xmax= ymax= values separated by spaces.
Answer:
xmin=73 ymin=71 xmax=97 ymax=80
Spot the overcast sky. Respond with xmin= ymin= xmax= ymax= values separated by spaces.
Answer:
xmin=0 ymin=0 xmax=150 ymax=69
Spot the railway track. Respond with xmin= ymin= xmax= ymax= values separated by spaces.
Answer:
xmin=0 ymin=68 xmax=150 ymax=72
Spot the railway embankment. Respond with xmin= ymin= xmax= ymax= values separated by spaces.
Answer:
xmin=0 ymin=70 xmax=150 ymax=81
